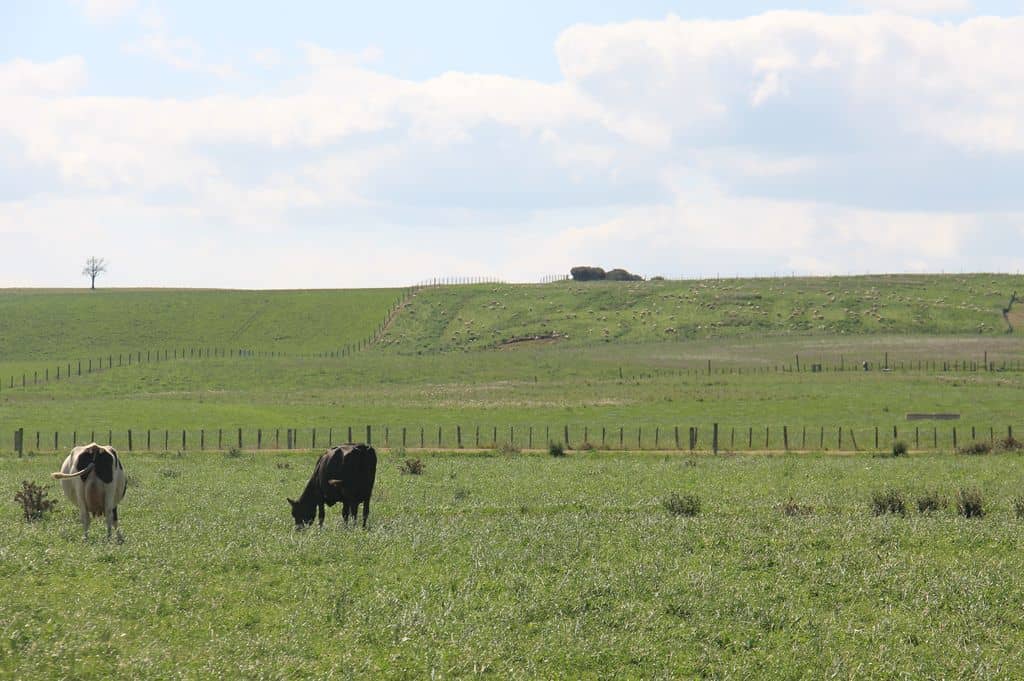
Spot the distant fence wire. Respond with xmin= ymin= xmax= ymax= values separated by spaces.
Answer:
xmin=2 ymin=348 xmax=1022 ymax=396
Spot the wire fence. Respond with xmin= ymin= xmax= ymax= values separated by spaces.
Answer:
xmin=11 ymin=422 xmax=1021 ymax=456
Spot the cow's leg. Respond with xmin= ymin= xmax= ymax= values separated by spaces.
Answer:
xmin=361 ymin=498 xmax=370 ymax=528
xmin=79 ymin=507 xmax=91 ymax=540
xmin=341 ymin=501 xmax=351 ymax=525
xmin=317 ymin=503 xmax=325 ymax=527
xmin=108 ymin=507 xmax=123 ymax=543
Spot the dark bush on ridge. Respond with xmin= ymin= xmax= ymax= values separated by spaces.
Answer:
xmin=605 ymin=268 xmax=644 ymax=281
xmin=663 ymin=493 xmax=701 ymax=517
xmin=569 ymin=266 xmax=606 ymax=282
xmin=958 ymin=441 xmax=991 ymax=455
xmin=871 ymin=488 xmax=906 ymax=516
xmin=956 ymin=488 xmax=985 ymax=518
xmin=892 ymin=440 xmax=908 ymax=457
xmin=548 ymin=442 xmax=566 ymax=457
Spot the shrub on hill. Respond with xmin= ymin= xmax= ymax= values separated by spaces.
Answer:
xmin=605 ymin=268 xmax=644 ymax=282
xmin=569 ymin=266 xmax=643 ymax=282
xmin=570 ymin=266 xmax=606 ymax=281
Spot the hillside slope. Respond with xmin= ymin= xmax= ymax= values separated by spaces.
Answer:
xmin=0 ymin=288 xmax=403 ymax=361
xmin=380 ymin=274 xmax=1019 ymax=354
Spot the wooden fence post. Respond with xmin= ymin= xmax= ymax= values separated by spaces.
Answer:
xmin=200 ymin=429 xmax=205 ymax=451
xmin=437 ymin=426 xmax=442 ymax=447
xmin=783 ymin=426 xmax=788 ymax=451
xmin=181 ymin=429 xmax=186 ymax=450
xmin=564 ymin=425 xmax=569 ymax=448
xmin=457 ymin=425 xmax=462 ymax=449
xmin=238 ymin=428 xmax=243 ymax=450
xmin=402 ymin=427 xmax=407 ymax=448
xmin=713 ymin=423 xmax=719 ymax=454
xmin=258 ymin=429 xmax=262 ymax=450
xmin=128 ymin=429 xmax=133 ymax=452
xmin=165 ymin=430 xmax=169 ymax=450
xmin=420 ymin=427 xmax=424 ymax=448
xmin=366 ymin=425 xmax=372 ymax=445
xmin=147 ymin=429 xmax=151 ymax=450
xmin=529 ymin=427 xmax=533 ymax=449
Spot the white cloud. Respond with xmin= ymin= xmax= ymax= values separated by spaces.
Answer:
xmin=0 ymin=57 xmax=87 ymax=96
xmin=4 ymin=10 xmax=1024 ymax=286
xmin=851 ymin=0 xmax=974 ymax=15
xmin=71 ymin=0 xmax=136 ymax=22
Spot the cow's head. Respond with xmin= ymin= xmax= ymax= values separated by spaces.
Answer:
xmin=287 ymin=497 xmax=314 ymax=529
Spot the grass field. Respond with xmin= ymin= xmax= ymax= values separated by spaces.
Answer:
xmin=4 ymin=450 xmax=1024 ymax=678
xmin=382 ymin=274 xmax=1018 ymax=353
xmin=0 ymin=288 xmax=404 ymax=361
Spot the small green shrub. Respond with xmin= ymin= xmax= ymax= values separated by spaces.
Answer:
xmin=549 ymin=442 xmax=566 ymax=457
xmin=14 ymin=480 xmax=57 ymax=522
xmin=871 ymin=488 xmax=906 ymax=516
xmin=1013 ymin=496 xmax=1024 ymax=520
xmin=891 ymin=440 xmax=908 ymax=457
xmin=274 ymin=461 xmax=291 ymax=470
xmin=916 ymin=490 xmax=947 ymax=514
xmin=957 ymin=441 xmax=991 ymax=456
xmin=226 ymin=447 xmax=243 ymax=458
xmin=578 ymin=441 xmax=596 ymax=451
xmin=780 ymin=498 xmax=813 ymax=517
xmin=399 ymin=458 xmax=425 ymax=475
xmin=663 ymin=493 xmax=701 ymax=517
xmin=956 ymin=488 xmax=985 ymax=518
xmin=497 ymin=443 xmax=521 ymax=455
xmin=159 ymin=469 xmax=182 ymax=479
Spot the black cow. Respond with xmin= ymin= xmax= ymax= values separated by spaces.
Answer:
xmin=287 ymin=444 xmax=377 ymax=528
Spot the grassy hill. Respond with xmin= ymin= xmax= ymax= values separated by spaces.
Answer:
xmin=380 ymin=274 xmax=1020 ymax=354
xmin=0 ymin=288 xmax=405 ymax=361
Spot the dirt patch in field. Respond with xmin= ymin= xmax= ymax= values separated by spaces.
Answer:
xmin=497 ymin=333 xmax=566 ymax=349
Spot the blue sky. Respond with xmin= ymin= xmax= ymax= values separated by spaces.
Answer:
xmin=2 ymin=1 xmax=1024 ymax=287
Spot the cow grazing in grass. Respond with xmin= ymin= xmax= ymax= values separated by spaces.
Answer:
xmin=52 ymin=443 xmax=127 ymax=541
xmin=288 ymin=444 xmax=377 ymax=529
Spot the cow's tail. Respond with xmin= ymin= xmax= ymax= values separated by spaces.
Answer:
xmin=52 ymin=463 xmax=95 ymax=480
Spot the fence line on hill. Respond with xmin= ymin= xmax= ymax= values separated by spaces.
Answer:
xmin=0 ymin=288 xmax=417 ymax=394
xmin=3 ymin=346 xmax=1024 ymax=396
xmin=10 ymin=422 xmax=1021 ymax=456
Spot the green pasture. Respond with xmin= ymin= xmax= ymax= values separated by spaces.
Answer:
xmin=382 ymin=274 xmax=1019 ymax=353
xmin=3 ymin=451 xmax=1024 ymax=678
xmin=2 ymin=336 xmax=1023 ymax=449
xmin=0 ymin=288 xmax=404 ymax=361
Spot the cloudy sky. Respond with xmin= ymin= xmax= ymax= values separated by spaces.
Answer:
xmin=3 ymin=0 xmax=1024 ymax=288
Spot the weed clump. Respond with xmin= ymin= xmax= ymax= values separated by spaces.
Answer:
xmin=956 ymin=488 xmax=985 ymax=518
xmin=996 ymin=437 xmax=1024 ymax=453
xmin=891 ymin=440 xmax=908 ymax=457
xmin=226 ymin=447 xmax=242 ymax=458
xmin=549 ymin=442 xmax=566 ymax=457
xmin=780 ymin=498 xmax=813 ymax=517
xmin=14 ymin=481 xmax=57 ymax=522
xmin=274 ymin=461 xmax=291 ymax=470
xmin=663 ymin=493 xmax=701 ymax=517
xmin=871 ymin=488 xmax=907 ymax=516
xmin=578 ymin=441 xmax=595 ymax=451
xmin=1013 ymin=496 xmax=1024 ymax=520
xmin=497 ymin=443 xmax=521 ymax=455
xmin=916 ymin=490 xmax=947 ymax=514
xmin=399 ymin=458 xmax=425 ymax=475
xmin=957 ymin=441 xmax=991 ymax=456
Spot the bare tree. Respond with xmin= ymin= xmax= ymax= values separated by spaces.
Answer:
xmin=82 ymin=257 xmax=108 ymax=290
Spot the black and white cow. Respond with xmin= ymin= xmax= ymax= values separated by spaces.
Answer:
xmin=288 ymin=443 xmax=377 ymax=528
xmin=52 ymin=443 xmax=127 ymax=541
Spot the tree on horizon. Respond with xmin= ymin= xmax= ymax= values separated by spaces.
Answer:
xmin=82 ymin=257 xmax=108 ymax=290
